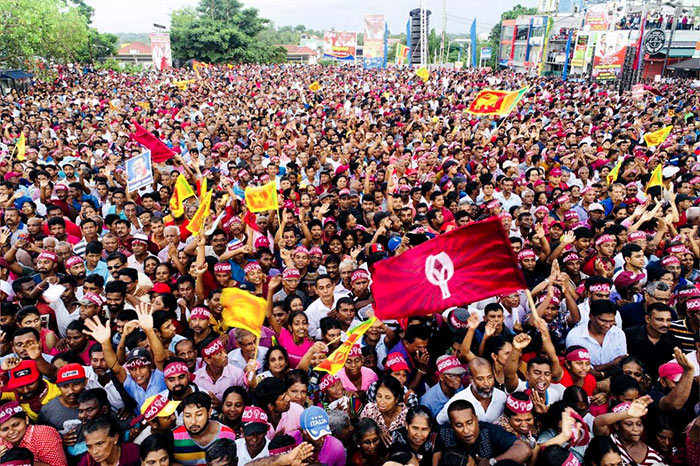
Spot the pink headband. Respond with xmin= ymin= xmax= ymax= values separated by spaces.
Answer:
xmin=202 ymin=338 xmax=224 ymax=357
xmin=595 ymin=234 xmax=615 ymax=246
xmin=518 ymin=249 xmax=536 ymax=261
xmin=486 ymin=199 xmax=500 ymax=210
xmin=37 ymin=251 xmax=58 ymax=262
xmin=283 ymin=268 xmax=300 ymax=279
xmin=347 ymin=345 xmax=362 ymax=359
xmin=190 ymin=307 xmax=211 ymax=320
xmin=294 ymin=246 xmax=309 ymax=256
xmin=668 ymin=245 xmax=688 ymax=254
xmin=628 ymin=231 xmax=646 ymax=241
xmin=687 ymin=298 xmax=700 ymax=311
xmin=661 ymin=256 xmax=680 ymax=267
xmin=505 ymin=395 xmax=533 ymax=414
xmin=565 ymin=348 xmax=590 ymax=362
xmin=124 ymin=358 xmax=151 ymax=370
xmin=612 ymin=402 xmax=631 ymax=414
xmin=563 ymin=452 xmax=581 ymax=466
xmin=563 ymin=252 xmax=580 ymax=263
xmin=351 ymin=269 xmax=370 ymax=282
xmin=588 ymin=283 xmax=611 ymax=294
xmin=319 ymin=373 xmax=340 ymax=392
xmin=309 ymin=246 xmax=323 ymax=256
xmin=65 ymin=256 xmax=83 ymax=268
xmin=164 ymin=361 xmax=189 ymax=378
xmin=214 ymin=262 xmax=232 ymax=273
xmin=244 ymin=262 xmax=261 ymax=274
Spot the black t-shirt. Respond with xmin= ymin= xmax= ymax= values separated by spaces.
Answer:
xmin=393 ymin=427 xmax=438 ymax=466
xmin=435 ymin=421 xmax=518 ymax=466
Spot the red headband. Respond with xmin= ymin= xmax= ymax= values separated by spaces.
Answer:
xmin=687 ymin=298 xmax=700 ymax=311
xmin=124 ymin=358 xmax=151 ymax=370
xmin=164 ymin=362 xmax=189 ymax=378
xmin=190 ymin=307 xmax=211 ymax=320
xmin=518 ymin=249 xmax=536 ymax=261
xmin=587 ymin=283 xmax=610 ymax=294
xmin=202 ymin=338 xmax=224 ymax=357
xmin=505 ymin=395 xmax=533 ymax=414
xmin=565 ymin=348 xmax=590 ymax=362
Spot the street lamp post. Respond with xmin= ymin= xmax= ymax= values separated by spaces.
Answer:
xmin=661 ymin=3 xmax=682 ymax=77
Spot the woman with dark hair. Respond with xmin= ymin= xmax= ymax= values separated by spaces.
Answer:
xmin=349 ymin=418 xmax=387 ymax=466
xmin=392 ymin=405 xmax=437 ymax=466
xmin=360 ymin=375 xmax=408 ymax=443
xmin=647 ymin=415 xmax=684 ymax=466
xmin=265 ymin=303 xmax=314 ymax=369
xmin=256 ymin=345 xmax=290 ymax=383
xmin=218 ymin=386 xmax=249 ymax=437
xmin=139 ymin=434 xmax=173 ymax=466
xmin=535 ymin=401 xmax=590 ymax=464
xmin=81 ymin=416 xmax=140 ymax=466
xmin=0 ymin=402 xmax=68 ymax=466
xmin=496 ymin=392 xmax=538 ymax=447
xmin=583 ymin=435 xmax=623 ymax=466
xmin=284 ymin=369 xmax=309 ymax=407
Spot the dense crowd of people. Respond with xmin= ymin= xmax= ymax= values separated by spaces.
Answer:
xmin=0 ymin=63 xmax=699 ymax=466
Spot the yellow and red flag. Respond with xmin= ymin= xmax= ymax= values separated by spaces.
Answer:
xmin=244 ymin=181 xmax=278 ymax=213
xmin=415 ymin=67 xmax=429 ymax=82
xmin=467 ymin=87 xmax=528 ymax=116
xmin=309 ymin=81 xmax=321 ymax=92
xmin=169 ymin=174 xmax=196 ymax=218
xmin=173 ymin=79 xmax=195 ymax=90
xmin=221 ymin=287 xmax=267 ymax=337
xmin=186 ymin=188 xmax=212 ymax=236
xmin=645 ymin=163 xmax=663 ymax=194
xmin=15 ymin=133 xmax=26 ymax=161
xmin=606 ymin=158 xmax=623 ymax=185
xmin=395 ymin=44 xmax=410 ymax=65
xmin=199 ymin=177 xmax=207 ymax=200
xmin=643 ymin=125 xmax=672 ymax=147
xmin=315 ymin=317 xmax=376 ymax=374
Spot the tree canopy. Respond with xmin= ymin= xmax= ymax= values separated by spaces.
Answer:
xmin=170 ymin=0 xmax=286 ymax=64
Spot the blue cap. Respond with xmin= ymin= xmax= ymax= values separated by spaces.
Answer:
xmin=388 ymin=236 xmax=402 ymax=252
xmin=300 ymin=406 xmax=331 ymax=440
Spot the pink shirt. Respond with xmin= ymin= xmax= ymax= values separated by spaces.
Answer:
xmin=266 ymin=401 xmax=304 ymax=439
xmin=337 ymin=366 xmax=378 ymax=393
xmin=278 ymin=328 xmax=313 ymax=369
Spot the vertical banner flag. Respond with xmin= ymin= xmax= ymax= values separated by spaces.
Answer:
xmin=406 ymin=19 xmax=412 ymax=63
xmin=15 ymin=133 xmax=26 ymax=161
xmin=396 ymin=44 xmax=410 ymax=65
xmin=470 ymin=19 xmax=477 ymax=68
xmin=315 ymin=318 xmax=377 ymax=374
xmin=645 ymin=164 xmax=663 ymax=194
xmin=149 ymin=33 xmax=172 ymax=71
xmin=323 ymin=31 xmax=357 ymax=61
xmin=592 ymin=30 xmax=630 ymax=81
xmin=370 ymin=218 xmax=526 ymax=320
xmin=245 ymin=181 xmax=279 ymax=212
xmin=126 ymin=151 xmax=154 ymax=192
xmin=584 ymin=4 xmax=611 ymax=31
xmin=571 ymin=32 xmax=589 ymax=67
xmin=606 ymin=158 xmax=622 ymax=185
xmin=221 ymin=287 xmax=267 ymax=337
xmin=363 ymin=14 xmax=385 ymax=69
xmin=562 ymin=29 xmax=574 ymax=81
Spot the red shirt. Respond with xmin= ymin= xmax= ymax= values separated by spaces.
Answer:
xmin=558 ymin=367 xmax=596 ymax=396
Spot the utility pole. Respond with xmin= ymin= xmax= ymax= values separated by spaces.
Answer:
xmin=439 ymin=0 xmax=446 ymax=63
xmin=420 ymin=0 xmax=427 ymax=67
xmin=661 ymin=3 xmax=681 ymax=77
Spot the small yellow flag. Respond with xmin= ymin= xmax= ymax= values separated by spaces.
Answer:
xmin=315 ymin=318 xmax=377 ymax=374
xmin=169 ymin=174 xmax=196 ymax=218
xmin=415 ymin=67 xmax=429 ymax=82
xmin=221 ymin=287 xmax=267 ymax=337
xmin=309 ymin=81 xmax=321 ymax=92
xmin=606 ymin=158 xmax=623 ymax=185
xmin=245 ymin=181 xmax=279 ymax=213
xmin=15 ymin=133 xmax=26 ymax=161
xmin=645 ymin=163 xmax=663 ymax=194
xmin=643 ymin=126 xmax=673 ymax=147
xmin=186 ymin=189 xmax=213 ymax=236
xmin=173 ymin=79 xmax=195 ymax=90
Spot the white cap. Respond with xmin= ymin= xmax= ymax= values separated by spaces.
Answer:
xmin=662 ymin=166 xmax=680 ymax=178
xmin=589 ymin=203 xmax=605 ymax=212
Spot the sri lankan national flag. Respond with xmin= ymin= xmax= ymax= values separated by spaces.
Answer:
xmin=169 ymin=174 xmax=196 ymax=218
xmin=467 ymin=87 xmax=529 ymax=116
xmin=607 ymin=158 xmax=623 ymax=185
xmin=244 ymin=181 xmax=278 ymax=213
xmin=645 ymin=164 xmax=663 ymax=194
xmin=186 ymin=188 xmax=212 ymax=236
xmin=643 ymin=126 xmax=672 ymax=147
xmin=221 ymin=287 xmax=267 ymax=337
xmin=315 ymin=317 xmax=376 ymax=375
xmin=15 ymin=133 xmax=26 ymax=161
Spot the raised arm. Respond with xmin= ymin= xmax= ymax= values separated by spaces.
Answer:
xmin=83 ymin=316 xmax=127 ymax=384
xmin=505 ymin=333 xmax=531 ymax=393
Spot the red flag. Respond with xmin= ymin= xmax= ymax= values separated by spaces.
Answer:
xmin=370 ymin=218 xmax=526 ymax=320
xmin=129 ymin=120 xmax=176 ymax=163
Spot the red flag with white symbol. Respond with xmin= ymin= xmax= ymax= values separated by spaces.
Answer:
xmin=370 ymin=217 xmax=526 ymax=320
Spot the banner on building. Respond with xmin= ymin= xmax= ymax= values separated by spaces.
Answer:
xmin=571 ymin=32 xmax=589 ymax=67
xmin=323 ymin=31 xmax=357 ymax=61
xmin=149 ymin=33 xmax=172 ymax=71
xmin=364 ymin=14 xmax=385 ymax=59
xmin=584 ymin=4 xmax=611 ymax=31
xmin=592 ymin=30 xmax=629 ymax=81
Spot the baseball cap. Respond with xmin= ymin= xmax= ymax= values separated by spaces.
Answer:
xmin=436 ymin=355 xmax=467 ymax=376
xmin=125 ymin=347 xmax=152 ymax=369
xmin=613 ymin=271 xmax=644 ymax=289
xmin=6 ymin=360 xmax=40 ymax=389
xmin=0 ymin=401 xmax=24 ymax=425
xmin=447 ymin=307 xmax=470 ymax=333
xmin=141 ymin=394 xmax=180 ymax=422
xmin=300 ymin=406 xmax=331 ymax=441
xmin=385 ymin=353 xmax=410 ymax=373
xmin=658 ymin=362 xmax=683 ymax=382
xmin=79 ymin=292 xmax=104 ymax=308
xmin=242 ymin=406 xmax=269 ymax=435
xmin=588 ymin=203 xmax=604 ymax=212
xmin=56 ymin=363 xmax=86 ymax=387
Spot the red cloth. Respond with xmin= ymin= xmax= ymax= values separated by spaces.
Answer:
xmin=129 ymin=120 xmax=175 ymax=163
xmin=370 ymin=218 xmax=527 ymax=320
xmin=558 ymin=367 xmax=597 ymax=396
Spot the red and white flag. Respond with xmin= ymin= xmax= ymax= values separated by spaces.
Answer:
xmin=370 ymin=217 xmax=526 ymax=320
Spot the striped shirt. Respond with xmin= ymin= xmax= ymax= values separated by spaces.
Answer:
xmin=611 ymin=434 xmax=665 ymax=466
xmin=669 ymin=318 xmax=697 ymax=353
xmin=173 ymin=422 xmax=236 ymax=465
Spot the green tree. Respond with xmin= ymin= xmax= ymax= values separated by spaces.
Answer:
xmin=171 ymin=0 xmax=285 ymax=63
xmin=486 ymin=4 xmax=538 ymax=68
xmin=0 ymin=0 xmax=91 ymax=68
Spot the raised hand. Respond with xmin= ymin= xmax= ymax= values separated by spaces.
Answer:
xmin=484 ymin=321 xmax=498 ymax=337
xmin=467 ymin=312 xmax=480 ymax=330
xmin=83 ymin=316 xmax=111 ymax=345
xmin=136 ymin=303 xmax=154 ymax=331
xmin=674 ymin=347 xmax=695 ymax=372
xmin=560 ymin=231 xmax=575 ymax=244
xmin=627 ymin=395 xmax=652 ymax=418
xmin=512 ymin=333 xmax=531 ymax=351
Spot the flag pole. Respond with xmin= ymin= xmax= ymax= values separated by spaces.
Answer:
xmin=525 ymin=289 xmax=542 ymax=324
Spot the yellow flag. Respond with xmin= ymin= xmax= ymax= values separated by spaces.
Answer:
xmin=199 ymin=177 xmax=207 ymax=201
xmin=193 ymin=61 xmax=201 ymax=79
xmin=186 ymin=189 xmax=213 ymax=236
xmin=173 ymin=79 xmax=195 ymax=90
xmin=315 ymin=318 xmax=377 ymax=374
xmin=169 ymin=174 xmax=196 ymax=218
xmin=15 ymin=133 xmax=26 ymax=161
xmin=415 ymin=67 xmax=429 ymax=82
xmin=137 ymin=101 xmax=150 ymax=110
xmin=221 ymin=287 xmax=267 ymax=337
xmin=606 ymin=158 xmax=622 ymax=185
xmin=244 ymin=181 xmax=278 ymax=213
xmin=309 ymin=81 xmax=321 ymax=92
xmin=643 ymin=126 xmax=672 ymax=147
xmin=645 ymin=164 xmax=663 ymax=194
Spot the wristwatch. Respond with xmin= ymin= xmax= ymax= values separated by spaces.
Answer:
xmin=489 ymin=459 xmax=497 ymax=466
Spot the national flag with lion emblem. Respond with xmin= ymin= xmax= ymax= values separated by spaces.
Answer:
xmin=315 ymin=317 xmax=376 ymax=374
xmin=244 ymin=181 xmax=279 ymax=212
xmin=370 ymin=218 xmax=526 ymax=320
xmin=467 ymin=87 xmax=529 ymax=116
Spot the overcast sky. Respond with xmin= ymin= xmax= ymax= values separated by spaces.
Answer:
xmin=85 ymin=0 xmax=538 ymax=36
